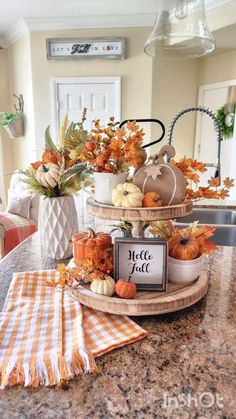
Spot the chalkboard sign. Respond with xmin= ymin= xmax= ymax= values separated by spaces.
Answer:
xmin=114 ymin=238 xmax=168 ymax=291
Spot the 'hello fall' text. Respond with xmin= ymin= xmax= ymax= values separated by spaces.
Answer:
xmin=128 ymin=249 xmax=153 ymax=275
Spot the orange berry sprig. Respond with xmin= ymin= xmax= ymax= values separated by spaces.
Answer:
xmin=81 ymin=117 xmax=146 ymax=174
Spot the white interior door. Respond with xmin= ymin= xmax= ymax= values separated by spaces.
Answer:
xmin=51 ymin=77 xmax=121 ymax=138
xmin=194 ymin=80 xmax=236 ymax=191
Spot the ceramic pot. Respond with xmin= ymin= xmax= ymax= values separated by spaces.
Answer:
xmin=39 ymin=196 xmax=78 ymax=259
xmin=168 ymin=254 xmax=204 ymax=284
xmin=94 ymin=172 xmax=128 ymax=205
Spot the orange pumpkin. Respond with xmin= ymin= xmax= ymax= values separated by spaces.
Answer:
xmin=115 ymin=278 xmax=137 ymax=299
xmin=72 ymin=229 xmax=112 ymax=265
xmin=169 ymin=234 xmax=200 ymax=260
xmin=142 ymin=192 xmax=163 ymax=208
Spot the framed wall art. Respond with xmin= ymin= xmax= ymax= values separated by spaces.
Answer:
xmin=114 ymin=237 xmax=168 ymax=291
xmin=46 ymin=37 xmax=125 ymax=60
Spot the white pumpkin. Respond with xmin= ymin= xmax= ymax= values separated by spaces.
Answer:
xmin=90 ymin=275 xmax=115 ymax=297
xmin=36 ymin=163 xmax=60 ymax=188
xmin=112 ymin=182 xmax=143 ymax=208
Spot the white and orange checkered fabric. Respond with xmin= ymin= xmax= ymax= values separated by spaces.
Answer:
xmin=0 ymin=270 xmax=147 ymax=388
xmin=0 ymin=213 xmax=36 ymax=255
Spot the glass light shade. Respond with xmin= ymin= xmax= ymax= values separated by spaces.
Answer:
xmin=144 ymin=0 xmax=216 ymax=59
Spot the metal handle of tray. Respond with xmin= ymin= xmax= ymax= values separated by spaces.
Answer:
xmin=119 ymin=118 xmax=165 ymax=149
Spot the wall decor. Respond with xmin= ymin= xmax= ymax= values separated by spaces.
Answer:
xmin=114 ymin=237 xmax=168 ymax=291
xmin=46 ymin=38 xmax=125 ymax=60
xmin=0 ymin=94 xmax=24 ymax=139
xmin=217 ymin=103 xmax=236 ymax=139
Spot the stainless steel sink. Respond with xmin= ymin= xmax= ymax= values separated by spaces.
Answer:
xmin=177 ymin=208 xmax=236 ymax=225
xmin=175 ymin=208 xmax=236 ymax=246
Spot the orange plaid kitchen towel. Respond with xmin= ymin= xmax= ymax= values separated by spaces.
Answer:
xmin=0 ymin=270 xmax=147 ymax=388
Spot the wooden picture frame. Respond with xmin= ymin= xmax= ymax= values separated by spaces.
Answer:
xmin=114 ymin=237 xmax=168 ymax=291
xmin=46 ymin=37 xmax=125 ymax=60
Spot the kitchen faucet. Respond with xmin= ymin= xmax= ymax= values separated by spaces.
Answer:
xmin=167 ymin=106 xmax=223 ymax=180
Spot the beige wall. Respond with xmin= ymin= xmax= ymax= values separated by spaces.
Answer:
xmin=7 ymin=34 xmax=36 ymax=170
xmin=5 ymin=25 xmax=236 ymax=177
xmin=199 ymin=49 xmax=236 ymax=86
xmin=0 ymin=49 xmax=12 ymax=203
xmin=30 ymin=27 xmax=153 ymax=156
xmin=151 ymin=59 xmax=199 ymax=158
xmin=29 ymin=27 xmax=202 ymax=160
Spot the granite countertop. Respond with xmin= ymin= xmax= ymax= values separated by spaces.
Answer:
xmin=0 ymin=233 xmax=235 ymax=418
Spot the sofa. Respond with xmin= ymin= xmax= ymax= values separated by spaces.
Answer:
xmin=0 ymin=174 xmax=39 ymax=257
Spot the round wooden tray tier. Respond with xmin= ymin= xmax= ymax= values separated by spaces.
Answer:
xmin=87 ymin=197 xmax=193 ymax=222
xmin=70 ymin=271 xmax=208 ymax=316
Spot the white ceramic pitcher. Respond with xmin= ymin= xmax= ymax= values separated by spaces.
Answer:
xmin=94 ymin=172 xmax=128 ymax=205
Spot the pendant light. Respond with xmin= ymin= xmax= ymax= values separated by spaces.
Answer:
xmin=144 ymin=0 xmax=216 ymax=59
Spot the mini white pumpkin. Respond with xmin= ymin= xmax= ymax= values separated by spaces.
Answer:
xmin=36 ymin=163 xmax=60 ymax=188
xmin=112 ymin=182 xmax=143 ymax=208
xmin=90 ymin=275 xmax=115 ymax=297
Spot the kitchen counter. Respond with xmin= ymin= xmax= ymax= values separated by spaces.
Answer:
xmin=0 ymin=232 xmax=235 ymax=418
xmin=194 ymin=199 xmax=236 ymax=209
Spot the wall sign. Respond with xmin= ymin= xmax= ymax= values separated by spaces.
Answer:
xmin=114 ymin=238 xmax=168 ymax=291
xmin=46 ymin=38 xmax=125 ymax=60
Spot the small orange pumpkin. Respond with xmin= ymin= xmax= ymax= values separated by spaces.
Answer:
xmin=169 ymin=234 xmax=200 ymax=260
xmin=115 ymin=278 xmax=137 ymax=299
xmin=142 ymin=192 xmax=163 ymax=208
xmin=72 ymin=229 xmax=112 ymax=265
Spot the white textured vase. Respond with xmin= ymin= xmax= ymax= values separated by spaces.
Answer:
xmin=39 ymin=196 xmax=78 ymax=259
xmin=168 ymin=254 xmax=204 ymax=284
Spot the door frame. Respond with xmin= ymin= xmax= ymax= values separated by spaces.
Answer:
xmin=194 ymin=78 xmax=236 ymax=159
xmin=51 ymin=76 xmax=121 ymax=139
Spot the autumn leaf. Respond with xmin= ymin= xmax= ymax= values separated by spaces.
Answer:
xmin=110 ymin=137 xmax=123 ymax=150
xmin=116 ymin=127 xmax=126 ymax=139
xmin=126 ymin=121 xmax=138 ymax=132
xmin=199 ymin=240 xmax=218 ymax=256
xmin=223 ymin=177 xmax=235 ymax=188
xmin=218 ymin=189 xmax=230 ymax=199
xmin=208 ymin=177 xmax=220 ymax=187
xmin=187 ymin=172 xmax=200 ymax=184
xmin=191 ymin=225 xmax=216 ymax=241
xmin=110 ymin=137 xmax=123 ymax=160
xmin=190 ymin=160 xmax=207 ymax=173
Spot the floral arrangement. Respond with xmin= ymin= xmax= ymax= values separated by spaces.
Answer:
xmin=65 ymin=117 xmax=146 ymax=174
xmin=18 ymin=112 xmax=92 ymax=197
xmin=172 ymin=157 xmax=234 ymax=201
xmin=73 ymin=245 xmax=114 ymax=284
xmin=149 ymin=220 xmax=217 ymax=259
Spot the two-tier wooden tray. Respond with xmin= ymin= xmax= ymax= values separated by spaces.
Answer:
xmin=82 ymin=197 xmax=207 ymax=316
xmin=70 ymin=271 xmax=208 ymax=316
xmin=87 ymin=197 xmax=193 ymax=237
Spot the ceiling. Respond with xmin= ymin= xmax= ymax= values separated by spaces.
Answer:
xmin=0 ymin=0 xmax=158 ymax=35
xmin=0 ymin=0 xmax=233 ymax=47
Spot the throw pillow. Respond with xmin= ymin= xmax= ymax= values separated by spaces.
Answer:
xmin=7 ymin=189 xmax=32 ymax=219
